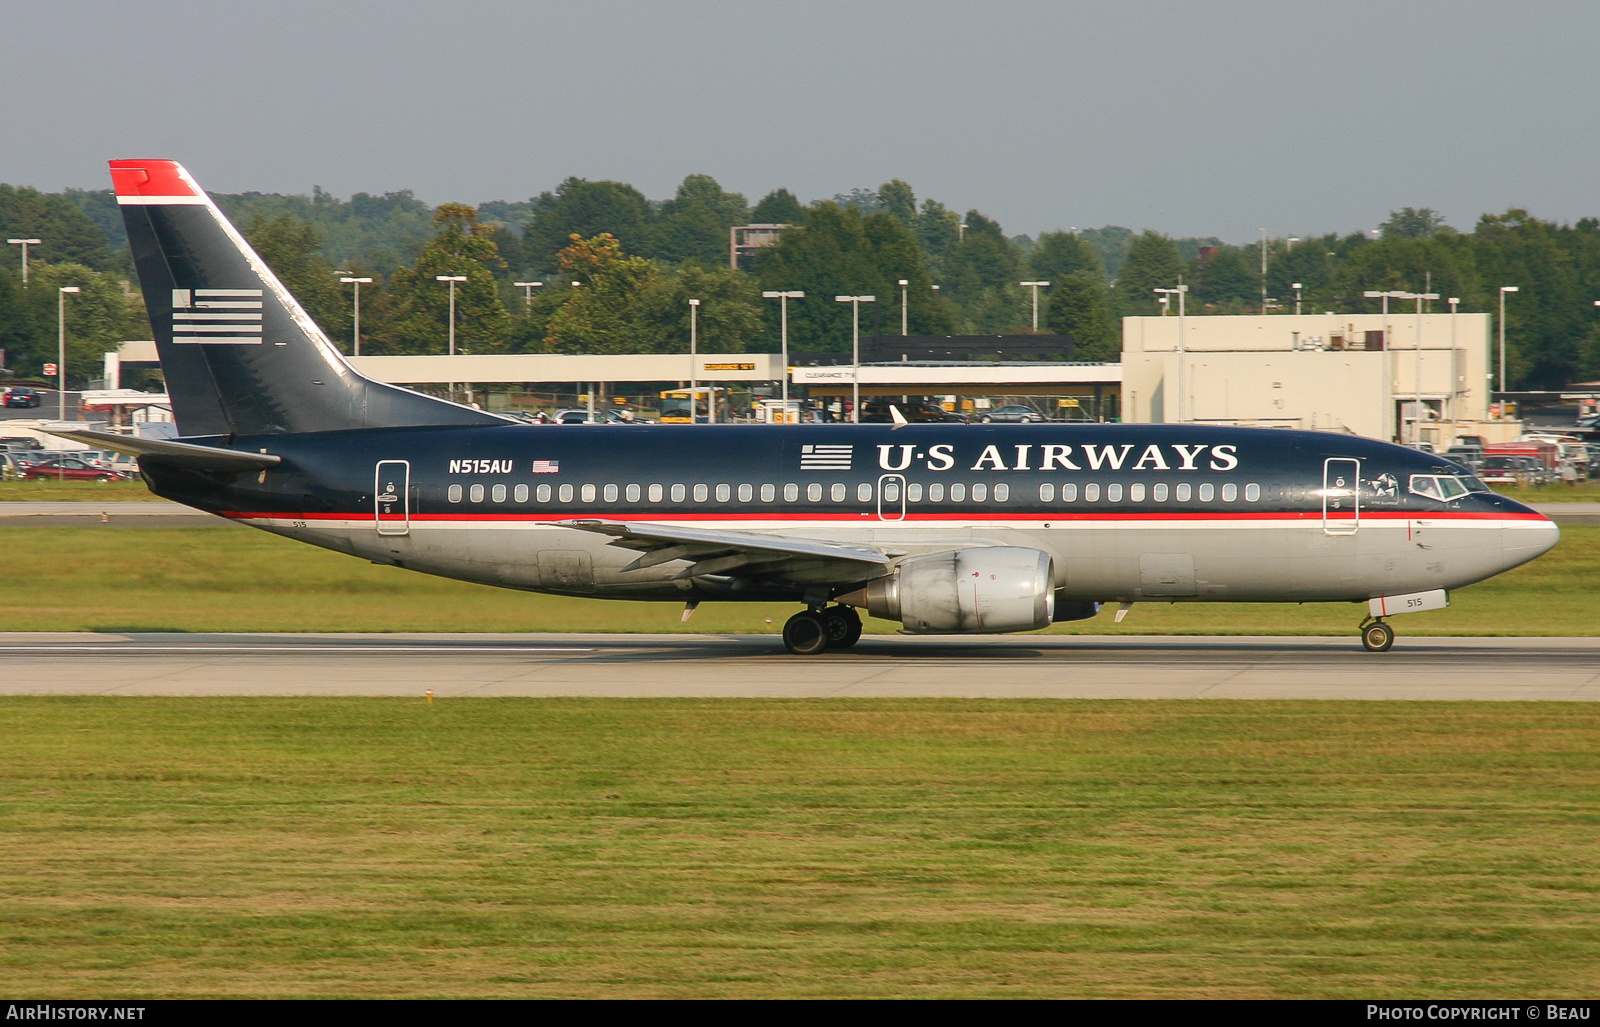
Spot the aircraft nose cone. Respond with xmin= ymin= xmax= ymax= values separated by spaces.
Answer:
xmin=1503 ymin=511 xmax=1560 ymax=558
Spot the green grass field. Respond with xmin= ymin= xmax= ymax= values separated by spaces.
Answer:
xmin=0 ymin=523 xmax=1595 ymax=635
xmin=2 ymin=698 xmax=1597 ymax=998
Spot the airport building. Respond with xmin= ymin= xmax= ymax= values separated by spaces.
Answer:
xmin=1120 ymin=312 xmax=1504 ymax=445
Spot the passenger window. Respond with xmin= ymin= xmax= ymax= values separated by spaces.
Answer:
xmin=514 ymin=484 xmax=529 ymax=503
xmin=783 ymin=483 xmax=798 ymax=502
xmin=491 ymin=484 xmax=507 ymax=503
xmin=883 ymin=480 xmax=901 ymax=502
xmin=559 ymin=484 xmax=574 ymax=503
xmin=949 ymin=483 xmax=967 ymax=502
xmin=972 ymin=483 xmax=987 ymax=502
xmin=856 ymin=483 xmax=872 ymax=503
xmin=807 ymin=483 xmax=823 ymax=502
xmin=649 ymin=484 xmax=663 ymax=502
xmin=626 ymin=484 xmax=641 ymax=502
xmin=831 ymin=483 xmax=847 ymax=502
xmin=1129 ymin=483 xmax=1145 ymax=502
xmin=1106 ymin=483 xmax=1123 ymax=502
xmin=448 ymin=484 xmax=463 ymax=503
xmin=1221 ymin=483 xmax=1237 ymax=502
xmin=994 ymin=483 xmax=1009 ymax=502
xmin=1084 ymin=483 xmax=1100 ymax=502
xmin=1198 ymin=483 xmax=1215 ymax=502
xmin=1175 ymin=482 xmax=1192 ymax=502
xmin=738 ymin=484 xmax=753 ymax=502
xmin=672 ymin=484 xmax=687 ymax=502
xmin=1039 ymin=483 xmax=1056 ymax=502
xmin=761 ymin=484 xmax=776 ymax=502
xmin=693 ymin=484 xmax=709 ymax=502
xmin=1153 ymin=483 xmax=1168 ymax=502
xmin=469 ymin=484 xmax=485 ymax=503
xmin=537 ymin=483 xmax=551 ymax=503
xmin=907 ymin=482 xmax=924 ymax=502
xmin=1061 ymin=483 xmax=1077 ymax=503
xmin=581 ymin=484 xmax=596 ymax=503
xmin=716 ymin=484 xmax=731 ymax=502
xmin=928 ymin=482 xmax=944 ymax=502
xmin=1245 ymin=483 xmax=1261 ymax=502
xmin=603 ymin=484 xmax=618 ymax=502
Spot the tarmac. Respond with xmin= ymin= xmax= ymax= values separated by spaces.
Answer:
xmin=1 ymin=632 xmax=1597 ymax=701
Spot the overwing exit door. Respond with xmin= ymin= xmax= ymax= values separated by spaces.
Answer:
xmin=877 ymin=474 xmax=906 ymax=520
xmin=1322 ymin=458 xmax=1360 ymax=535
xmin=375 ymin=460 xmax=410 ymax=536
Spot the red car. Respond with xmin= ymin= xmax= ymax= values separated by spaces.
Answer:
xmin=18 ymin=457 xmax=131 ymax=482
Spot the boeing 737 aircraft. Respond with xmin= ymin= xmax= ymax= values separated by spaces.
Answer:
xmin=58 ymin=160 xmax=1559 ymax=654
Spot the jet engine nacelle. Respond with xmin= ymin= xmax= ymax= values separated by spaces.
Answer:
xmin=841 ymin=547 xmax=1055 ymax=634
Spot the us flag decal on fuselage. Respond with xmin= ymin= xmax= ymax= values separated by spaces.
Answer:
xmin=800 ymin=444 xmax=853 ymax=469
xmin=531 ymin=460 xmax=560 ymax=474
xmin=171 ymin=288 xmax=263 ymax=344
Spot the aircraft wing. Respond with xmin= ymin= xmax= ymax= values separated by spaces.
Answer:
xmin=553 ymin=519 xmax=892 ymax=582
xmin=44 ymin=429 xmax=282 ymax=472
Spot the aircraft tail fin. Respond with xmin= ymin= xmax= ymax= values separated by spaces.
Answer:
xmin=110 ymin=159 xmax=503 ymax=437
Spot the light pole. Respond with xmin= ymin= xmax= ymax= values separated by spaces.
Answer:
xmin=57 ymin=286 xmax=79 ymax=421
xmin=1365 ymin=290 xmax=1408 ymax=438
xmin=898 ymin=279 xmax=909 ymax=335
xmin=435 ymin=275 xmax=466 ymax=355
xmin=8 ymin=239 xmax=41 ymax=286
xmin=1259 ymin=228 xmax=1268 ymax=314
xmin=1153 ymin=283 xmax=1188 ymax=423
xmin=1292 ymin=282 xmax=1303 ymax=316
xmin=1393 ymin=291 xmax=1440 ymax=442
xmin=1498 ymin=286 xmax=1519 ymax=398
xmin=1020 ymin=281 xmax=1050 ymax=331
xmin=339 ymin=276 xmax=372 ymax=355
xmin=761 ymin=290 xmax=803 ymax=407
xmin=835 ymin=295 xmax=876 ymax=422
xmin=513 ymin=281 xmax=543 ymax=308
xmin=688 ymin=298 xmax=701 ymax=423
xmin=1450 ymin=297 xmax=1460 ymax=428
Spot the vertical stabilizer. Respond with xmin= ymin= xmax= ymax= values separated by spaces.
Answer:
xmin=111 ymin=159 xmax=503 ymax=437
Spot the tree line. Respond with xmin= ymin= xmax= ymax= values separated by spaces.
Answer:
xmin=4 ymin=173 xmax=1600 ymax=391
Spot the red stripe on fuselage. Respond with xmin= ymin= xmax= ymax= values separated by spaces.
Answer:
xmin=218 ymin=509 xmax=1551 ymax=523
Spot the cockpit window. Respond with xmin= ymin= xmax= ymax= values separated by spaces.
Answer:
xmin=1409 ymin=474 xmax=1479 ymax=501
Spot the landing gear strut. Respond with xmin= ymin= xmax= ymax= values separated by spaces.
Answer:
xmin=782 ymin=605 xmax=862 ymax=655
xmin=1359 ymin=617 xmax=1394 ymax=653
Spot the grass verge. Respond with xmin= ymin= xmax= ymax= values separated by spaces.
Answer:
xmin=2 ymin=697 xmax=1597 ymax=998
xmin=0 ymin=524 xmax=1595 ymax=635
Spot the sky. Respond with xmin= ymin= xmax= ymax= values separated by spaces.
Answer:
xmin=6 ymin=0 xmax=1600 ymax=244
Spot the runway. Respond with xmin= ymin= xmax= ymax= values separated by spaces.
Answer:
xmin=2 ymin=632 xmax=1598 ymax=700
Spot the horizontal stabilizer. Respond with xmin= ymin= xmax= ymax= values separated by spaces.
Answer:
xmin=44 ymin=429 xmax=282 ymax=472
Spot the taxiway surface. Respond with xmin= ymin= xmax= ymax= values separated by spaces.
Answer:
xmin=1 ymin=633 xmax=1597 ymax=700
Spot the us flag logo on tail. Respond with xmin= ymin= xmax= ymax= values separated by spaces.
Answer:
xmin=800 ymin=444 xmax=853 ymax=469
xmin=171 ymin=288 xmax=264 ymax=344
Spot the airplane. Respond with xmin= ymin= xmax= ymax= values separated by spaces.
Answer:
xmin=55 ymin=159 xmax=1560 ymax=655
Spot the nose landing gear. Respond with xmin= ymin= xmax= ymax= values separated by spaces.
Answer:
xmin=782 ymin=605 xmax=863 ymax=655
xmin=1359 ymin=617 xmax=1394 ymax=652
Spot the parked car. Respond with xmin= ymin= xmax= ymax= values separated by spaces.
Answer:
xmin=0 ymin=436 xmax=44 ymax=451
xmin=2 ymin=386 xmax=43 ymax=408
xmin=1444 ymin=446 xmax=1484 ymax=472
xmin=977 ymin=404 xmax=1047 ymax=424
xmin=859 ymin=401 xmax=968 ymax=424
xmin=17 ymin=457 xmax=131 ymax=482
xmin=552 ymin=409 xmax=602 ymax=424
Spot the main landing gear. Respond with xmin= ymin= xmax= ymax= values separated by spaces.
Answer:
xmin=782 ymin=606 xmax=863 ymax=655
xmin=1359 ymin=617 xmax=1395 ymax=653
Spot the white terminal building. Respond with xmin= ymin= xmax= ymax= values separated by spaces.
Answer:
xmin=1120 ymin=312 xmax=1503 ymax=445
xmin=100 ymin=311 xmax=1514 ymax=445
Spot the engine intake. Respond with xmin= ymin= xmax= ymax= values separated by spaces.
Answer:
xmin=839 ymin=547 xmax=1055 ymax=634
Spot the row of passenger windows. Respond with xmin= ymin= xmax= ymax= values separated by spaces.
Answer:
xmin=445 ymin=480 xmax=1264 ymax=505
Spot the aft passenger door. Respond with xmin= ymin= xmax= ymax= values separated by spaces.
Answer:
xmin=375 ymin=460 xmax=410 ymax=536
xmin=1322 ymin=458 xmax=1360 ymax=536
